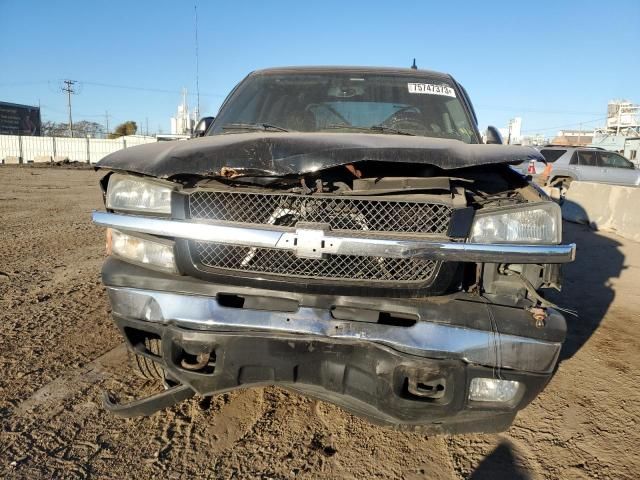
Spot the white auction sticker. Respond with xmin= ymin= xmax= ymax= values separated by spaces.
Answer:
xmin=408 ymin=83 xmax=456 ymax=97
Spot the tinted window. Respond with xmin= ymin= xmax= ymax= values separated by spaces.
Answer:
xmin=599 ymin=151 xmax=634 ymax=169
xmin=569 ymin=151 xmax=579 ymax=165
xmin=212 ymin=72 xmax=478 ymax=142
xmin=540 ymin=149 xmax=566 ymax=163
xmin=577 ymin=151 xmax=599 ymax=166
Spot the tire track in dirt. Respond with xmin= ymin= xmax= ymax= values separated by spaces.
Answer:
xmin=14 ymin=344 xmax=127 ymax=417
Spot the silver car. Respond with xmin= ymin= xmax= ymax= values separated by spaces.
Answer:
xmin=515 ymin=146 xmax=640 ymax=191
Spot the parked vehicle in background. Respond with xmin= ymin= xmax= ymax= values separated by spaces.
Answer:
xmin=514 ymin=146 xmax=640 ymax=195
xmin=91 ymin=66 xmax=576 ymax=433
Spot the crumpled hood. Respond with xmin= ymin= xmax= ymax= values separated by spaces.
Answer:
xmin=96 ymin=132 xmax=543 ymax=178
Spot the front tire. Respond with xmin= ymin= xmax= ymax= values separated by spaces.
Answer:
xmin=129 ymin=337 xmax=166 ymax=380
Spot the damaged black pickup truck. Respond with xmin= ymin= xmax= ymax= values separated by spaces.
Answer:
xmin=92 ymin=66 xmax=575 ymax=433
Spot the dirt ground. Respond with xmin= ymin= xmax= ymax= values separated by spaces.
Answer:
xmin=0 ymin=166 xmax=638 ymax=479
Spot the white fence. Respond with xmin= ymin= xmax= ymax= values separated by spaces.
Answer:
xmin=0 ymin=134 xmax=157 ymax=164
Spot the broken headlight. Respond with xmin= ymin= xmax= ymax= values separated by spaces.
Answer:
xmin=469 ymin=202 xmax=561 ymax=244
xmin=106 ymin=174 xmax=173 ymax=214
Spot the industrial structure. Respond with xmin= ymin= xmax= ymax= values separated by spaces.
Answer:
xmin=499 ymin=117 xmax=522 ymax=144
xmin=590 ymin=100 xmax=640 ymax=152
xmin=170 ymin=88 xmax=198 ymax=137
xmin=503 ymin=99 xmax=639 ymax=161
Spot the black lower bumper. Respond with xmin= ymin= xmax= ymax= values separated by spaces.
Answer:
xmin=101 ymin=258 xmax=564 ymax=433
xmin=112 ymin=315 xmax=551 ymax=433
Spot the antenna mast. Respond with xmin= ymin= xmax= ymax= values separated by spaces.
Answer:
xmin=194 ymin=4 xmax=201 ymax=119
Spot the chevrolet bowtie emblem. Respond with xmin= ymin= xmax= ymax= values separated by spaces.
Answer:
xmin=291 ymin=223 xmax=332 ymax=259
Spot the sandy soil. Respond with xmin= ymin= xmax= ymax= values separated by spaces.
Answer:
xmin=0 ymin=166 xmax=638 ymax=479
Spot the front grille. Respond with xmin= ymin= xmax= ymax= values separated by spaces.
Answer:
xmin=195 ymin=242 xmax=438 ymax=283
xmin=189 ymin=191 xmax=452 ymax=234
xmin=187 ymin=190 xmax=452 ymax=289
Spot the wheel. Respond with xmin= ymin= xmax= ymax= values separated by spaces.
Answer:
xmin=128 ymin=337 xmax=166 ymax=380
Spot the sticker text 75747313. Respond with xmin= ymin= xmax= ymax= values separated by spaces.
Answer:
xmin=407 ymin=83 xmax=456 ymax=97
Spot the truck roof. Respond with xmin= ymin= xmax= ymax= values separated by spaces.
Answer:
xmin=250 ymin=65 xmax=453 ymax=80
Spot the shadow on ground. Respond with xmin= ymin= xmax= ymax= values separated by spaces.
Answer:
xmin=469 ymin=441 xmax=531 ymax=480
xmin=547 ymin=220 xmax=625 ymax=361
xmin=466 ymin=220 xmax=626 ymax=479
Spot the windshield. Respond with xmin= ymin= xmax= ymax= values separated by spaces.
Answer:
xmin=211 ymin=71 xmax=479 ymax=143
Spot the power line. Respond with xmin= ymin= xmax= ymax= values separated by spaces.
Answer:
xmin=476 ymin=104 xmax=602 ymax=116
xmin=0 ymin=80 xmax=50 ymax=87
xmin=77 ymin=80 xmax=224 ymax=97
xmin=76 ymin=112 xmax=111 ymax=118
xmin=521 ymin=116 xmax=609 ymax=134
xmin=1 ymin=78 xmax=224 ymax=98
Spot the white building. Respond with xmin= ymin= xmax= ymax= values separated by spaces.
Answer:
xmin=606 ymin=100 xmax=640 ymax=134
xmin=498 ymin=117 xmax=522 ymax=144
xmin=520 ymin=134 xmax=549 ymax=147
xmin=170 ymin=89 xmax=197 ymax=135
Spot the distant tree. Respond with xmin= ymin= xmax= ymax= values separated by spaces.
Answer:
xmin=109 ymin=121 xmax=137 ymax=138
xmin=42 ymin=121 xmax=68 ymax=137
xmin=42 ymin=120 xmax=105 ymax=138
xmin=74 ymin=120 xmax=105 ymax=137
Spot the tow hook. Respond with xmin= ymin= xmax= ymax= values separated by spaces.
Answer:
xmin=527 ymin=306 xmax=548 ymax=328
xmin=180 ymin=352 xmax=211 ymax=371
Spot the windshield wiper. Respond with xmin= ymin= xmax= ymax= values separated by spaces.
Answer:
xmin=369 ymin=125 xmax=416 ymax=136
xmin=221 ymin=122 xmax=289 ymax=132
xmin=323 ymin=124 xmax=415 ymax=136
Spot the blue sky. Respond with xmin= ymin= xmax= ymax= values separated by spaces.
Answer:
xmin=1 ymin=0 xmax=638 ymax=135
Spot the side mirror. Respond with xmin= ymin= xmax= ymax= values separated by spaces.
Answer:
xmin=485 ymin=126 xmax=503 ymax=145
xmin=192 ymin=116 xmax=215 ymax=138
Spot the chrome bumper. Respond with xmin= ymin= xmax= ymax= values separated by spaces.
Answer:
xmin=107 ymin=286 xmax=562 ymax=373
xmin=92 ymin=211 xmax=576 ymax=264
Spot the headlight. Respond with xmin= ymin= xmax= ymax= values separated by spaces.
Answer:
xmin=106 ymin=174 xmax=173 ymax=214
xmin=107 ymin=228 xmax=177 ymax=273
xmin=469 ymin=378 xmax=521 ymax=403
xmin=470 ymin=202 xmax=561 ymax=244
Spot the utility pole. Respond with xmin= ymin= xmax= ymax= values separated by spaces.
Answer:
xmin=104 ymin=110 xmax=111 ymax=136
xmin=616 ymin=104 xmax=622 ymax=136
xmin=62 ymin=79 xmax=77 ymax=137
xmin=145 ymin=117 xmax=149 ymax=137
xmin=577 ymin=123 xmax=582 ymax=145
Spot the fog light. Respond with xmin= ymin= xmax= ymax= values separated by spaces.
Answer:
xmin=469 ymin=378 xmax=521 ymax=403
xmin=107 ymin=228 xmax=177 ymax=273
